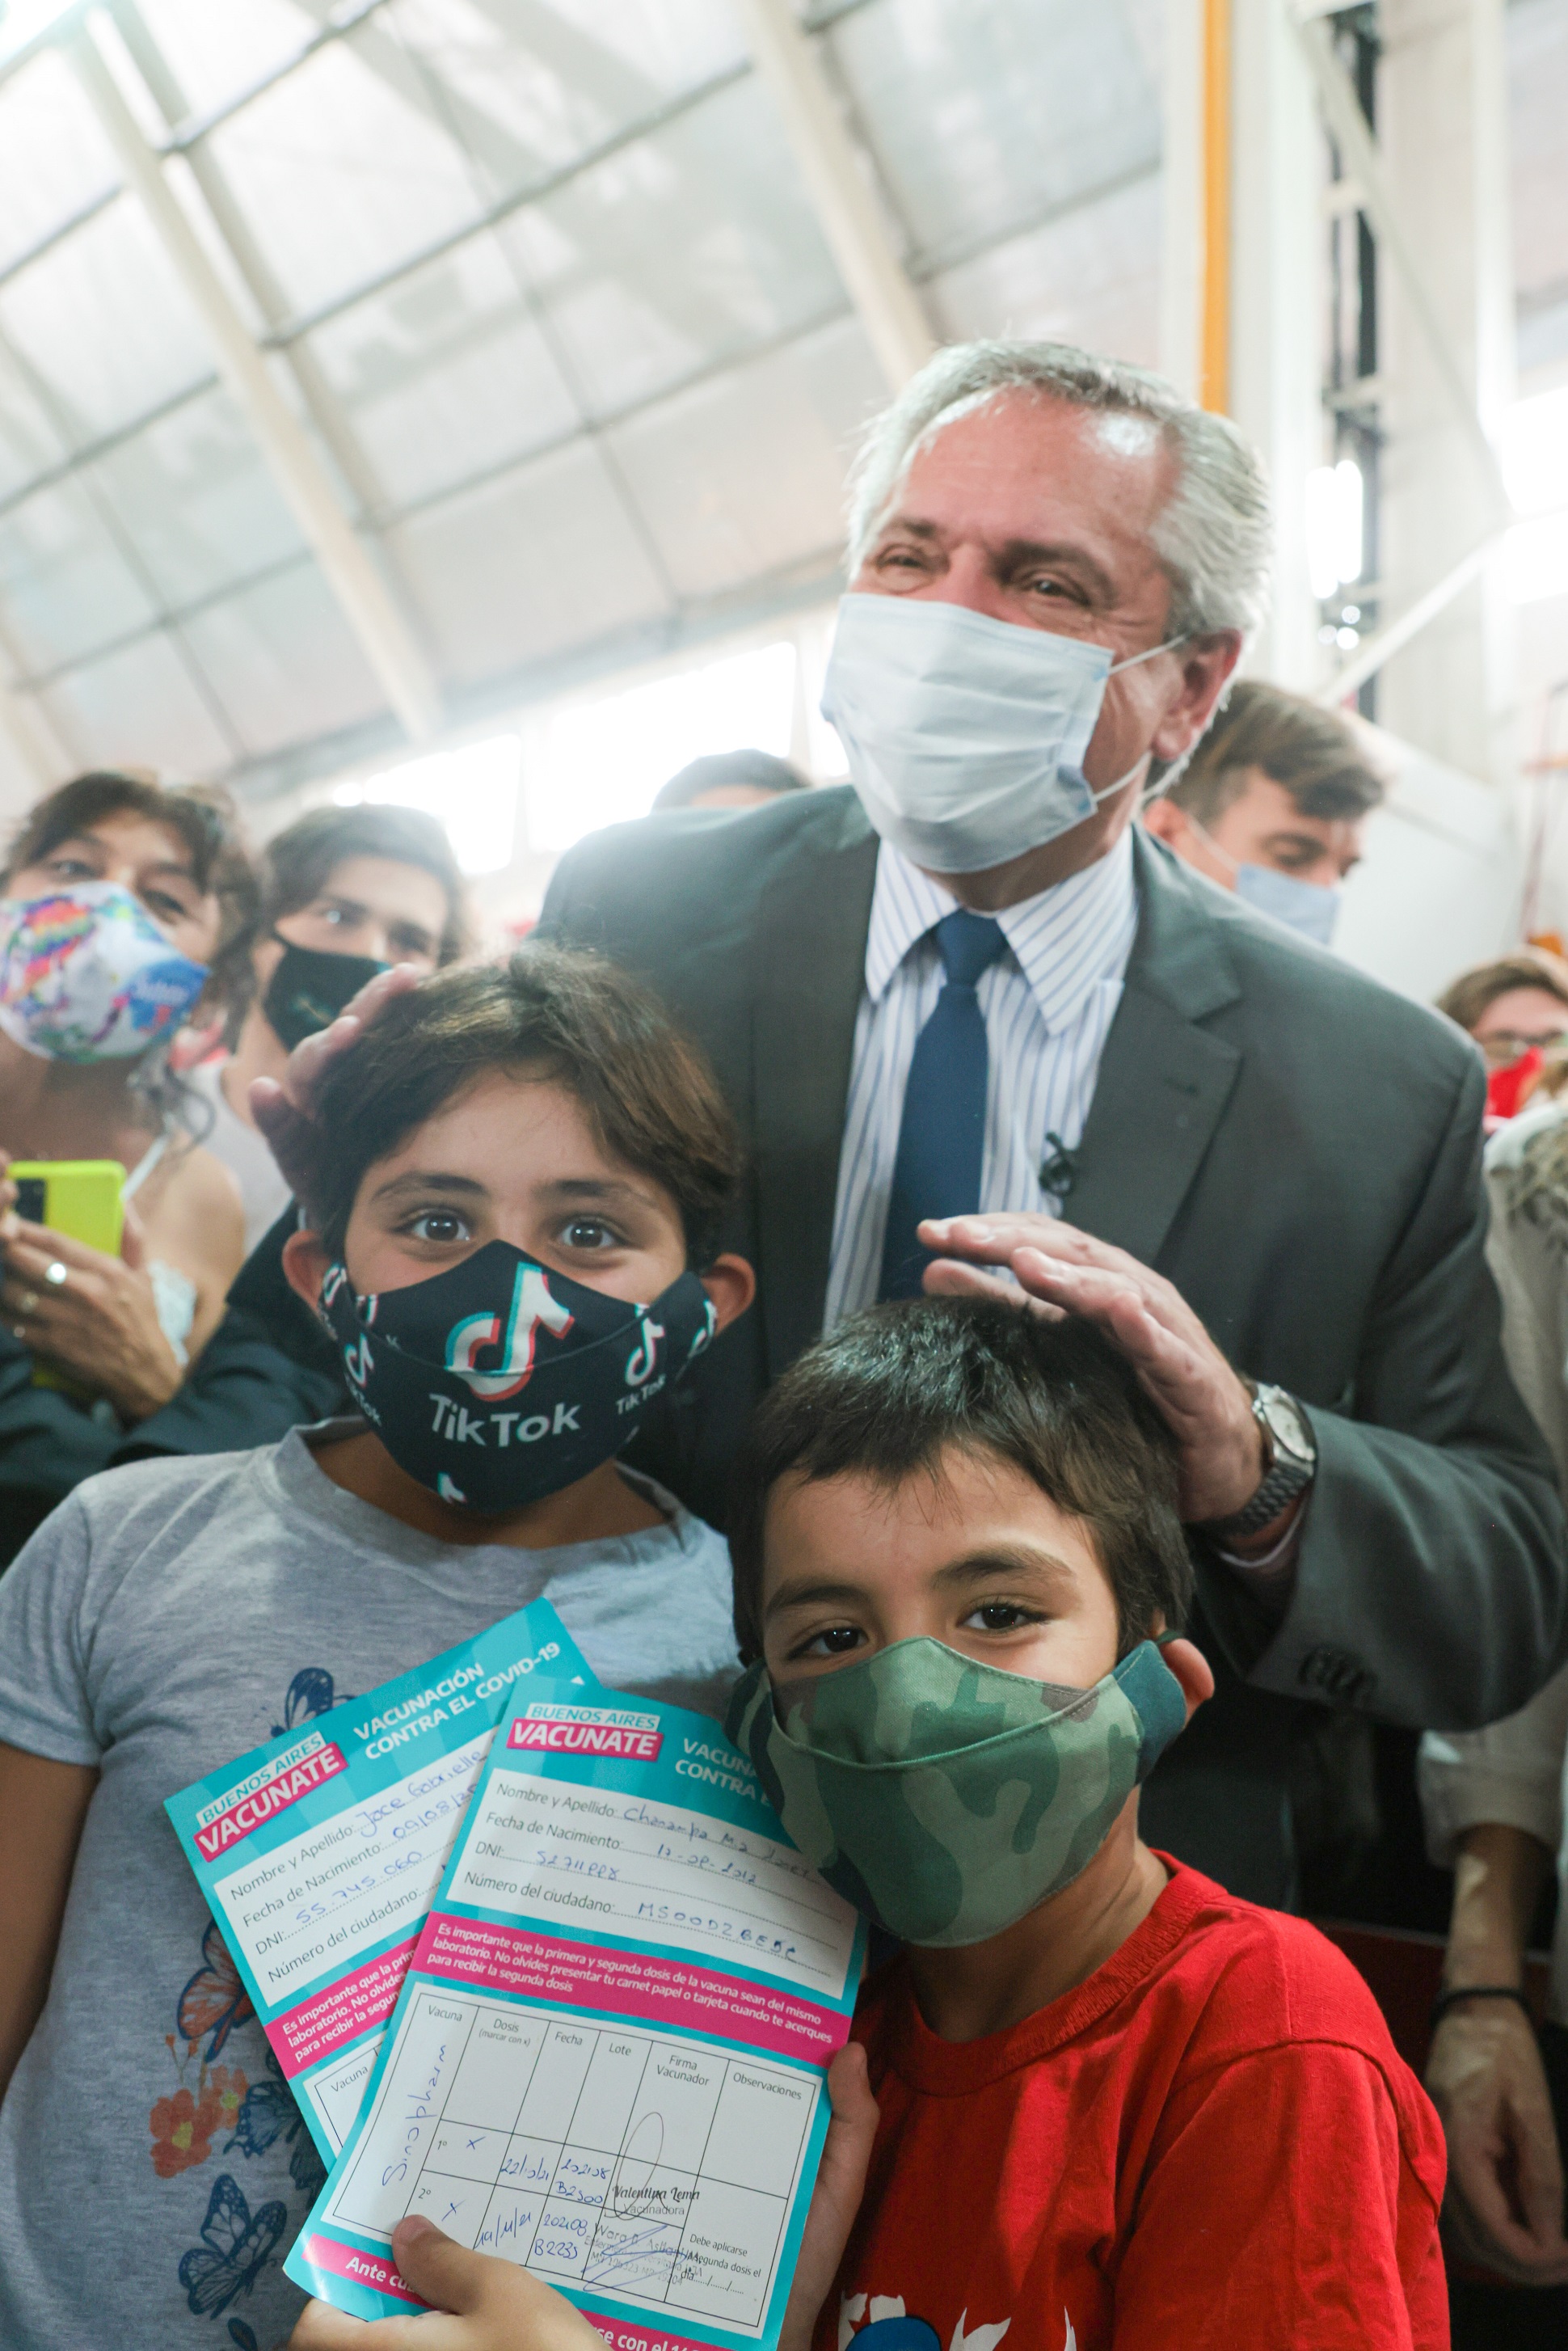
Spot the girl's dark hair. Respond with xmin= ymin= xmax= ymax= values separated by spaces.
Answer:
xmin=296 ymin=943 xmax=742 ymax=1267
xmin=727 ymin=1298 xmax=1193 ymax=1661
xmin=2 ymin=771 xmax=256 ymax=1125
xmin=213 ymin=803 xmax=472 ymax=1038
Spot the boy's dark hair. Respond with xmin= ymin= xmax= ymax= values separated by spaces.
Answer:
xmin=297 ymin=943 xmax=742 ymax=1268
xmin=1170 ymin=678 xmax=1386 ymax=826
xmin=213 ymin=803 xmax=471 ymax=1035
xmin=728 ymin=1299 xmax=1192 ymax=1661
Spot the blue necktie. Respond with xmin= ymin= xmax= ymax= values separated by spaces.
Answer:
xmin=878 ymin=909 xmax=1008 ymax=1301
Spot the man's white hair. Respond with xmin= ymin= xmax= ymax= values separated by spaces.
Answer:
xmin=845 ymin=340 xmax=1273 ymax=643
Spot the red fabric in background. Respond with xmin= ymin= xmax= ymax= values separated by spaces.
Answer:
xmin=1486 ymin=1046 xmax=1545 ymax=1122
xmin=823 ymin=1861 xmax=1448 ymax=2351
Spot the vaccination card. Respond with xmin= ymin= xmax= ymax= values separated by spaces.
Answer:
xmin=285 ymin=1683 xmax=867 ymax=2351
xmin=166 ymin=1600 xmax=596 ymax=2159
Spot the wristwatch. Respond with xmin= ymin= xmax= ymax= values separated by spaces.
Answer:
xmin=1202 ymin=1382 xmax=1317 ymax=1542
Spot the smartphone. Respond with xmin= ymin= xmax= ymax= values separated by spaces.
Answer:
xmin=8 ymin=1159 xmax=126 ymax=1256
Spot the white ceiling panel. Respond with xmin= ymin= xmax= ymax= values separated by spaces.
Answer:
xmin=0 ymin=199 xmax=211 ymax=441
xmin=0 ymin=476 xmax=158 ymax=673
xmin=201 ymin=23 xmax=488 ymax=320
xmin=35 ymin=627 xmax=235 ymax=775
xmin=132 ymin=0 xmax=328 ymax=123
xmin=178 ymin=560 xmax=386 ymax=753
xmin=304 ymin=234 xmax=583 ymax=511
xmin=388 ymin=433 xmax=672 ymax=681
xmin=0 ymin=49 xmax=120 ymax=276
xmin=830 ymin=0 xmax=1160 ymax=273
xmin=499 ymin=74 xmax=843 ymax=418
xmin=928 ymin=171 xmax=1163 ymax=369
xmin=605 ymin=310 xmax=882 ymax=598
xmin=88 ymin=384 xmax=308 ymax=606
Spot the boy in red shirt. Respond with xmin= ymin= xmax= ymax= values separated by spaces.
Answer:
xmin=293 ymin=1298 xmax=1447 ymax=2351
xmin=722 ymin=1297 xmax=1448 ymax=2351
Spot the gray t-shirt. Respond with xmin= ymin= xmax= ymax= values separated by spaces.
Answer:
xmin=0 ymin=1420 xmax=740 ymax=2351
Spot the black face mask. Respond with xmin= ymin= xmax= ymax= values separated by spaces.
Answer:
xmin=319 ymin=1240 xmax=718 ymax=1512
xmin=263 ymin=939 xmax=388 ymax=1051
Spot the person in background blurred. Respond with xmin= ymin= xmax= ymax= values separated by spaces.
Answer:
xmin=1437 ymin=948 xmax=1568 ymax=1074
xmin=1142 ymin=677 xmax=1385 ymax=944
xmin=0 ymin=772 xmax=254 ymax=1560
xmin=1419 ymin=1089 xmax=1568 ymax=2345
xmin=651 ymin=747 xmax=811 ymax=813
xmin=188 ymin=804 xmax=470 ymax=1249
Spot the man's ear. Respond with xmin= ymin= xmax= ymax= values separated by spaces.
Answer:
xmin=701 ymin=1252 xmax=757 ymax=1336
xmin=1140 ymin=796 xmax=1188 ymax=851
xmin=282 ymin=1226 xmax=333 ymax=1317
xmin=1148 ymin=631 xmax=1241 ymax=766
xmin=1157 ymin=1636 xmax=1216 ymax=1726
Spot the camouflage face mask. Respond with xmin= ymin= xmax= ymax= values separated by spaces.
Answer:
xmin=723 ymin=1636 xmax=1187 ymax=1948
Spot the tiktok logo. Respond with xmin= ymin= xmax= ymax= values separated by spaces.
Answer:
xmin=445 ymin=1262 xmax=574 ymax=1399
xmin=624 ymin=1315 xmax=664 ymax=1387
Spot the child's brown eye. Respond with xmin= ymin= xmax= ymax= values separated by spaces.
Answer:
xmin=409 ymin=1211 xmax=466 ymax=1244
xmin=563 ymin=1218 xmax=614 ymax=1251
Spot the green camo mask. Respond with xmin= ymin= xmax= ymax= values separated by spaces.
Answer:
xmin=723 ymin=1636 xmax=1187 ymax=1948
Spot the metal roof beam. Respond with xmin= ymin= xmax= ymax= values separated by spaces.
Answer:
xmin=66 ymin=12 xmax=441 ymax=743
xmin=731 ymin=0 xmax=930 ymax=391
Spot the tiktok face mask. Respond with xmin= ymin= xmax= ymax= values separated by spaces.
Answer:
xmin=319 ymin=1240 xmax=717 ymax=1511
xmin=725 ymin=1635 xmax=1187 ymax=1947
xmin=0 ymin=880 xmax=209 ymax=1062
xmin=820 ymin=593 xmax=1183 ymax=875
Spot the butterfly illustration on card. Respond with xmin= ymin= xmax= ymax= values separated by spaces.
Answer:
xmin=177 ymin=2172 xmax=287 ymax=2319
xmin=227 ymin=2046 xmax=326 ymax=2200
xmin=176 ymin=1918 xmax=255 ymax=2062
xmin=272 ymin=1666 xmax=351 ymax=1738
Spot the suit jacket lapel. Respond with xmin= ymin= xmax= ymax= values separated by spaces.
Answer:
xmin=752 ymin=793 xmax=879 ymax=1376
xmin=1066 ymin=832 xmax=1244 ymax=1266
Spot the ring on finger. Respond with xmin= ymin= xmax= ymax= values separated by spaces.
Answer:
xmin=11 ymin=1322 xmax=25 ymax=1340
xmin=44 ymin=1260 xmax=68 ymax=1288
xmin=15 ymin=1289 xmax=38 ymax=1315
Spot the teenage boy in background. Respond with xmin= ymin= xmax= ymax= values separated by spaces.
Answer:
xmin=1141 ymin=677 xmax=1385 ymax=944
xmin=291 ymin=1298 xmax=1447 ymax=2351
xmin=192 ymin=801 xmax=471 ymax=1252
xmin=0 ymin=948 xmax=755 ymax=2351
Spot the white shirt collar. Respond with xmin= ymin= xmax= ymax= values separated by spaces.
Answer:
xmin=863 ymin=829 xmax=1140 ymax=1033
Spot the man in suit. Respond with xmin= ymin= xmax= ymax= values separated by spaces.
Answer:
xmin=533 ymin=339 xmax=1567 ymax=1906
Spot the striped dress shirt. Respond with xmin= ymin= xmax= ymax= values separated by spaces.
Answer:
xmin=824 ymin=830 xmax=1140 ymax=1327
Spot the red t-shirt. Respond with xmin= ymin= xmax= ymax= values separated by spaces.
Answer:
xmin=820 ymin=1859 xmax=1447 ymax=2351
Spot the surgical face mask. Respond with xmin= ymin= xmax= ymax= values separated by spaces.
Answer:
xmin=820 ymin=593 xmax=1183 ymax=875
xmin=724 ymin=1634 xmax=1187 ymax=1947
xmin=319 ymin=1239 xmax=718 ymax=1512
xmin=263 ymin=937 xmax=388 ymax=1052
xmin=1178 ymin=809 xmax=1341 ymax=947
xmin=0 ymin=880 xmax=209 ymax=1063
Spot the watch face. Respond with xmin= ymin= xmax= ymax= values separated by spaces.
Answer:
xmin=1258 ymin=1387 xmax=1313 ymax=1464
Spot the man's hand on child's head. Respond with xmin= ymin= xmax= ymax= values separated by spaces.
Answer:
xmin=251 ymin=963 xmax=424 ymax=1196
xmin=918 ymin=1215 xmax=1270 ymax=1524
xmin=286 ymin=2214 xmax=609 ymax=2350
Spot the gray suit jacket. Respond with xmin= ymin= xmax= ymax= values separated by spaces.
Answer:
xmin=542 ymin=787 xmax=1568 ymax=1900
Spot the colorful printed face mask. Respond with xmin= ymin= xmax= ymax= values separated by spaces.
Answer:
xmin=319 ymin=1239 xmax=718 ymax=1512
xmin=0 ymin=881 xmax=209 ymax=1064
xmin=263 ymin=938 xmax=388 ymax=1051
xmin=725 ymin=1635 xmax=1187 ymax=1947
